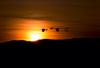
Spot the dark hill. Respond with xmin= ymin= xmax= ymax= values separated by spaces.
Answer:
xmin=0 ymin=38 xmax=100 ymax=48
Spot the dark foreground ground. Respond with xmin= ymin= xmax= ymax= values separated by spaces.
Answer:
xmin=0 ymin=38 xmax=100 ymax=48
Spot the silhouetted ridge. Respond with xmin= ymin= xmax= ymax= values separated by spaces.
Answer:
xmin=0 ymin=38 xmax=100 ymax=48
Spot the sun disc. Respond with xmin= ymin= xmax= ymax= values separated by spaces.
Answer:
xmin=28 ymin=32 xmax=42 ymax=41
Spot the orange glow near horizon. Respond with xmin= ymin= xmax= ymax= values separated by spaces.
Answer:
xmin=5 ymin=19 xmax=72 ymax=41
xmin=26 ymin=31 xmax=43 ymax=41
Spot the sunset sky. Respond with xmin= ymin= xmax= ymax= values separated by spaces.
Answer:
xmin=0 ymin=0 xmax=100 ymax=42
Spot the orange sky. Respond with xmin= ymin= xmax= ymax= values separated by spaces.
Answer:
xmin=0 ymin=0 xmax=100 ymax=42
xmin=0 ymin=18 xmax=72 ymax=42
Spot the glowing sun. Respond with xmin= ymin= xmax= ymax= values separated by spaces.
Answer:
xmin=27 ymin=32 xmax=43 ymax=41
xmin=30 ymin=33 xmax=41 ymax=41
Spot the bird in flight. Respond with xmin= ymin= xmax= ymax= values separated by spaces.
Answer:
xmin=41 ymin=27 xmax=69 ymax=32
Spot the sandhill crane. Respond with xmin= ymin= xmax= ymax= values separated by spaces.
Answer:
xmin=50 ymin=27 xmax=54 ymax=30
xmin=55 ymin=28 xmax=60 ymax=32
xmin=41 ymin=27 xmax=69 ymax=32
xmin=42 ymin=28 xmax=48 ymax=32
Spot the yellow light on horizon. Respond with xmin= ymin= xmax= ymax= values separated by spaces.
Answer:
xmin=11 ymin=19 xmax=72 ymax=41
xmin=26 ymin=31 xmax=43 ymax=41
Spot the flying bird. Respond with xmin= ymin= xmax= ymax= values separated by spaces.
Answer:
xmin=42 ymin=28 xmax=48 ymax=32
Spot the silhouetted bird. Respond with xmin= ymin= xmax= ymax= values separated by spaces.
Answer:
xmin=55 ymin=28 xmax=60 ymax=32
xmin=42 ymin=29 xmax=45 ymax=32
xmin=50 ymin=27 xmax=54 ymax=30
xmin=42 ymin=29 xmax=47 ymax=32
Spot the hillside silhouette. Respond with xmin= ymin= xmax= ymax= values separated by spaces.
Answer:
xmin=0 ymin=38 xmax=100 ymax=48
